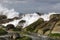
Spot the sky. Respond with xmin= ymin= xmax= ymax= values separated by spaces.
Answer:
xmin=0 ymin=0 xmax=60 ymax=13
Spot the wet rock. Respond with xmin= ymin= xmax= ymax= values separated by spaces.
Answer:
xmin=6 ymin=24 xmax=15 ymax=30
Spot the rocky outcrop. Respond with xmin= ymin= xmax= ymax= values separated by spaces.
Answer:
xmin=24 ymin=18 xmax=44 ymax=32
xmin=36 ymin=14 xmax=60 ymax=34
xmin=52 ymin=21 xmax=60 ymax=33
xmin=23 ymin=14 xmax=60 ymax=35
xmin=50 ymin=14 xmax=60 ymax=19
xmin=0 ymin=16 xmax=20 ymax=24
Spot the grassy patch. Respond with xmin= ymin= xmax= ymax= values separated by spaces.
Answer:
xmin=49 ymin=33 xmax=60 ymax=39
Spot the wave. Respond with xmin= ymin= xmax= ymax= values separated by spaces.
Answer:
xmin=0 ymin=5 xmax=59 ymax=28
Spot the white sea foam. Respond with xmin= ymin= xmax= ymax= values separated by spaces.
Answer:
xmin=0 ymin=5 xmax=59 ymax=28
xmin=2 ymin=13 xmax=40 ymax=28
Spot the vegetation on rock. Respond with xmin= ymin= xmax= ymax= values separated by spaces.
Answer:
xmin=49 ymin=33 xmax=60 ymax=39
xmin=0 ymin=28 xmax=8 ymax=35
xmin=24 ymin=18 xmax=44 ymax=32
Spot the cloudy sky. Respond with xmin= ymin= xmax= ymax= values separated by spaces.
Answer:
xmin=0 ymin=0 xmax=60 ymax=13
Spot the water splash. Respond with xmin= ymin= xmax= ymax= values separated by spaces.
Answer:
xmin=0 ymin=5 xmax=19 ymax=18
xmin=21 ymin=13 xmax=40 ymax=28
xmin=40 ymin=12 xmax=57 ymax=21
xmin=2 ymin=12 xmax=59 ymax=28
xmin=0 ymin=5 xmax=59 ymax=28
xmin=2 ymin=13 xmax=40 ymax=28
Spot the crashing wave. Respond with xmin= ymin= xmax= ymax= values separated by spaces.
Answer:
xmin=0 ymin=5 xmax=59 ymax=28
xmin=2 ymin=13 xmax=40 ymax=28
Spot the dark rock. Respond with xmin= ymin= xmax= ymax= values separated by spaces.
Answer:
xmin=0 ymin=15 xmax=7 ymax=20
xmin=6 ymin=24 xmax=15 ymax=30
xmin=36 ymin=12 xmax=44 ymax=16
xmin=19 ymin=20 xmax=26 ymax=23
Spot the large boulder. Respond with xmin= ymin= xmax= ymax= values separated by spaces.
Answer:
xmin=6 ymin=24 xmax=15 ymax=30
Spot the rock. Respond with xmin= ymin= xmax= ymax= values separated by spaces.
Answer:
xmin=6 ymin=24 xmax=15 ymax=30
xmin=0 ymin=15 xmax=7 ymax=20
xmin=50 ymin=14 xmax=60 ymax=19
xmin=17 ymin=20 xmax=26 ymax=28
xmin=24 ymin=18 xmax=44 ymax=32
xmin=52 ymin=21 xmax=60 ymax=33
xmin=0 ymin=19 xmax=14 ymax=24
xmin=13 ymin=17 xmax=20 ymax=20
xmin=36 ymin=12 xmax=44 ymax=16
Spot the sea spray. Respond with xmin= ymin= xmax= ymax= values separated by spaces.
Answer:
xmin=40 ymin=12 xmax=57 ymax=21
xmin=2 ymin=12 xmax=59 ymax=28
xmin=21 ymin=13 xmax=40 ymax=28
xmin=0 ymin=5 xmax=19 ymax=18
xmin=2 ymin=13 xmax=40 ymax=28
xmin=0 ymin=5 xmax=59 ymax=28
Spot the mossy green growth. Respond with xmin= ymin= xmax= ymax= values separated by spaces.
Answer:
xmin=0 ymin=29 xmax=8 ymax=35
xmin=17 ymin=36 xmax=32 ymax=40
xmin=49 ymin=33 xmax=60 ymax=39
xmin=25 ymin=18 xmax=44 ymax=32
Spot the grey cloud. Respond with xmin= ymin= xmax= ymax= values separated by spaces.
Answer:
xmin=1 ymin=0 xmax=60 ymax=13
xmin=0 ymin=0 xmax=27 ymax=4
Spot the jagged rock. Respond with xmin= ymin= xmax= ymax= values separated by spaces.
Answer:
xmin=36 ymin=12 xmax=44 ymax=16
xmin=34 ymin=21 xmax=47 ymax=33
xmin=37 ymin=17 xmax=59 ymax=35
